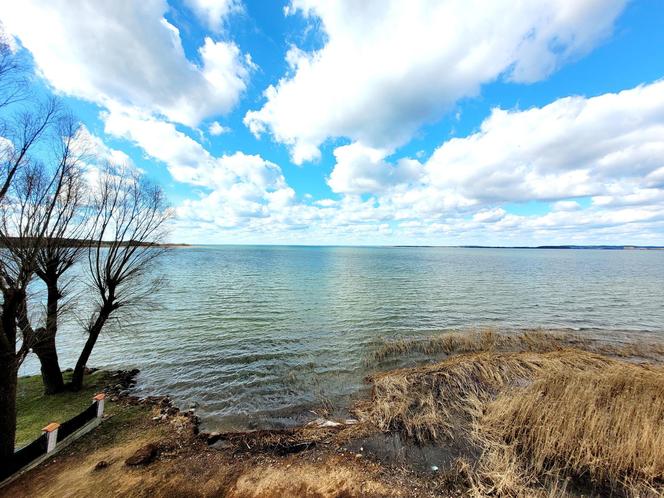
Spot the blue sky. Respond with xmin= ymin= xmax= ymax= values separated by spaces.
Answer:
xmin=2 ymin=0 xmax=664 ymax=245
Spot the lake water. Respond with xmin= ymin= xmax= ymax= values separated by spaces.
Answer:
xmin=20 ymin=246 xmax=664 ymax=431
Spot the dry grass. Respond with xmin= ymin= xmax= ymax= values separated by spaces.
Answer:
xmin=472 ymin=363 xmax=664 ymax=497
xmin=359 ymin=339 xmax=664 ymax=497
xmin=358 ymin=349 xmax=614 ymax=443
xmin=226 ymin=456 xmax=403 ymax=498
xmin=368 ymin=329 xmax=664 ymax=365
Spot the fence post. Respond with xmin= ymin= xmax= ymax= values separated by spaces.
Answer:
xmin=41 ymin=423 xmax=60 ymax=453
xmin=93 ymin=393 xmax=105 ymax=418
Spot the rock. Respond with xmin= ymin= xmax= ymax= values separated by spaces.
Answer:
xmin=344 ymin=418 xmax=359 ymax=425
xmin=431 ymin=465 xmax=439 ymax=472
xmin=94 ymin=460 xmax=109 ymax=470
xmin=209 ymin=439 xmax=233 ymax=451
xmin=125 ymin=443 xmax=159 ymax=466
xmin=206 ymin=432 xmax=222 ymax=444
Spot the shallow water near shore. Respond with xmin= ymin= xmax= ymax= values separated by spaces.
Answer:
xmin=20 ymin=246 xmax=664 ymax=432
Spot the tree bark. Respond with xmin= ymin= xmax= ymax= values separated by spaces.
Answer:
xmin=34 ymin=335 xmax=64 ymax=394
xmin=0 ymin=352 xmax=18 ymax=461
xmin=34 ymin=281 xmax=64 ymax=393
xmin=70 ymin=307 xmax=111 ymax=391
xmin=0 ymin=288 xmax=22 ymax=460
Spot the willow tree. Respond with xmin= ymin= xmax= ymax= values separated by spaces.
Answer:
xmin=70 ymin=165 xmax=171 ymax=391
xmin=29 ymin=117 xmax=89 ymax=393
xmin=0 ymin=104 xmax=75 ymax=459
xmin=0 ymin=33 xmax=63 ymax=452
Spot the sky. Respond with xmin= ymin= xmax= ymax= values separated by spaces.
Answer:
xmin=1 ymin=0 xmax=664 ymax=246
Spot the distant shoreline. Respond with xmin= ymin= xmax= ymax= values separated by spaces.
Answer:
xmin=0 ymin=236 xmax=192 ymax=248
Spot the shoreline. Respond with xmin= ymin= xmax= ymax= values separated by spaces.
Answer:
xmin=8 ymin=330 xmax=664 ymax=497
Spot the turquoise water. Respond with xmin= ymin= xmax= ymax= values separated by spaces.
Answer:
xmin=20 ymin=246 xmax=664 ymax=431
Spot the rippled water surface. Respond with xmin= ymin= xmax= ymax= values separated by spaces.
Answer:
xmin=20 ymin=246 xmax=664 ymax=431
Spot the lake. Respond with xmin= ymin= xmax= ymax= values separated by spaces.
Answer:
xmin=20 ymin=246 xmax=664 ymax=432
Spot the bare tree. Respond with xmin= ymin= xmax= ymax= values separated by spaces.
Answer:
xmin=0 ymin=117 xmax=76 ymax=458
xmin=70 ymin=165 xmax=171 ymax=391
xmin=28 ymin=117 xmax=89 ymax=393
xmin=0 ymin=29 xmax=27 ymax=113
xmin=1 ymin=98 xmax=60 ymax=202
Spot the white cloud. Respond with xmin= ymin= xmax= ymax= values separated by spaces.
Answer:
xmin=0 ymin=0 xmax=252 ymax=127
xmin=184 ymin=0 xmax=242 ymax=32
xmin=327 ymin=142 xmax=422 ymax=195
xmin=209 ymin=121 xmax=230 ymax=136
xmin=552 ymin=200 xmax=581 ymax=212
xmin=102 ymin=106 xmax=296 ymax=230
xmin=473 ymin=208 xmax=507 ymax=223
xmin=301 ymin=80 xmax=664 ymax=245
xmin=72 ymin=125 xmax=132 ymax=167
xmin=245 ymin=0 xmax=626 ymax=163
xmin=424 ymin=80 xmax=664 ymax=203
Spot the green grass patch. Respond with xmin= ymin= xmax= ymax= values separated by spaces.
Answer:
xmin=16 ymin=370 xmax=109 ymax=448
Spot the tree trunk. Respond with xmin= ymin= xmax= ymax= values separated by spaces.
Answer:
xmin=0 ymin=289 xmax=22 ymax=460
xmin=34 ymin=335 xmax=64 ymax=394
xmin=34 ymin=281 xmax=64 ymax=393
xmin=0 ymin=353 xmax=18 ymax=460
xmin=70 ymin=307 xmax=111 ymax=391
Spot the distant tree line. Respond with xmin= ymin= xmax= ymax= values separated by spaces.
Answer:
xmin=0 ymin=33 xmax=171 ymax=460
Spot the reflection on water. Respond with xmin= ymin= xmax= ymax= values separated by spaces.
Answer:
xmin=20 ymin=246 xmax=664 ymax=431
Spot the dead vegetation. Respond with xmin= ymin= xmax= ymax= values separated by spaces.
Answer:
xmin=359 ymin=335 xmax=664 ymax=497
xmin=368 ymin=328 xmax=664 ymax=364
xmin=472 ymin=363 xmax=664 ymax=497
xmin=358 ymin=349 xmax=615 ymax=443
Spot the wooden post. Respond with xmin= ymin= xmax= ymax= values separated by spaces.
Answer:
xmin=93 ymin=393 xmax=105 ymax=418
xmin=41 ymin=423 xmax=60 ymax=453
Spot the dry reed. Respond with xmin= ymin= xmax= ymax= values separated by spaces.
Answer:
xmin=368 ymin=329 xmax=664 ymax=364
xmin=359 ymin=349 xmax=615 ymax=443
xmin=473 ymin=363 xmax=664 ymax=497
xmin=359 ymin=335 xmax=664 ymax=497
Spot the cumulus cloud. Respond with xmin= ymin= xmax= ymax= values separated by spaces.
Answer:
xmin=327 ymin=143 xmax=422 ymax=195
xmin=184 ymin=0 xmax=242 ymax=32
xmin=304 ymin=80 xmax=664 ymax=245
xmin=552 ymin=200 xmax=581 ymax=212
xmin=424 ymin=80 xmax=664 ymax=203
xmin=102 ymin=106 xmax=295 ymax=230
xmin=0 ymin=0 xmax=252 ymax=127
xmin=209 ymin=121 xmax=230 ymax=136
xmin=245 ymin=0 xmax=626 ymax=163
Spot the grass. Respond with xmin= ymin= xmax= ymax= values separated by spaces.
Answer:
xmin=15 ymin=370 xmax=110 ymax=448
xmin=358 ymin=339 xmax=664 ymax=497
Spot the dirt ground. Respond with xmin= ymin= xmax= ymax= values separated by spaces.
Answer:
xmin=2 ymin=401 xmax=453 ymax=498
